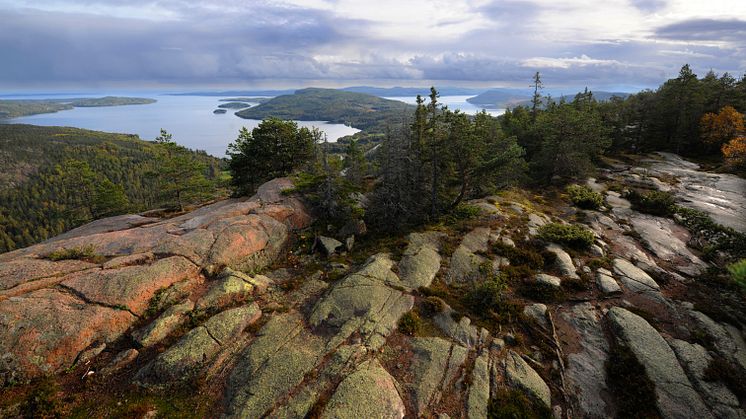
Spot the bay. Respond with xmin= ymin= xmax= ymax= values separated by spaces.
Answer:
xmin=3 ymin=94 xmax=360 ymax=157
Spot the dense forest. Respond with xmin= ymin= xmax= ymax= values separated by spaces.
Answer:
xmin=0 ymin=125 xmax=225 ymax=253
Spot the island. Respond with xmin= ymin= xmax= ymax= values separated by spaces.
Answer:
xmin=0 ymin=96 xmax=157 ymax=119
xmin=219 ymin=97 xmax=271 ymax=104
xmin=235 ymin=88 xmax=415 ymax=133
xmin=213 ymin=109 xmax=228 ymax=114
xmin=218 ymin=102 xmax=252 ymax=109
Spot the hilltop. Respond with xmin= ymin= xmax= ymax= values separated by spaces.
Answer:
xmin=1 ymin=153 xmax=744 ymax=418
xmin=235 ymin=88 xmax=416 ymax=133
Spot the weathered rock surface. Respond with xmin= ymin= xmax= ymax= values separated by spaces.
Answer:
xmin=628 ymin=215 xmax=707 ymax=276
xmin=226 ymin=311 xmax=327 ymax=418
xmin=132 ymin=300 xmax=194 ymax=348
xmin=0 ymin=288 xmax=135 ymax=384
xmin=142 ymin=303 xmax=261 ymax=383
xmin=321 ymin=359 xmax=405 ymax=419
xmin=447 ymin=227 xmax=491 ymax=282
xmin=0 ymin=177 xmax=311 ymax=383
xmin=195 ymin=275 xmax=253 ymax=311
xmin=535 ymin=273 xmax=561 ymax=288
xmin=523 ymin=303 xmax=548 ymax=328
xmin=310 ymin=254 xmax=414 ymax=350
xmin=612 ymin=258 xmax=660 ymax=293
xmin=399 ymin=232 xmax=443 ymax=289
xmin=503 ymin=350 xmax=551 ymax=408
xmin=408 ymin=337 xmax=469 ymax=415
xmin=467 ymin=352 xmax=491 ymax=419
xmin=607 ymin=307 xmax=712 ymax=419
xmin=669 ymin=339 xmax=745 ymax=419
xmin=560 ymin=303 xmax=613 ymax=418
xmin=433 ymin=304 xmax=490 ymax=348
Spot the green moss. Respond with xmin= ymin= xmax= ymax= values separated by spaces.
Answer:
xmin=46 ymin=245 xmax=98 ymax=262
xmin=727 ymin=259 xmax=746 ymax=289
xmin=566 ymin=184 xmax=603 ymax=210
xmin=537 ymin=223 xmax=595 ymax=249
xmin=19 ymin=378 xmax=63 ymax=419
xmin=488 ymin=388 xmax=552 ymax=419
xmin=397 ymin=310 xmax=422 ymax=336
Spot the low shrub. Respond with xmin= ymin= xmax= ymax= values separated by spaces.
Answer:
xmin=566 ymin=184 xmax=603 ymax=210
xmin=465 ymin=276 xmax=508 ymax=314
xmin=727 ymin=259 xmax=746 ymax=290
xmin=46 ymin=245 xmax=98 ymax=262
xmin=398 ymin=310 xmax=422 ymax=336
xmin=626 ymin=189 xmax=675 ymax=217
xmin=493 ymin=243 xmax=544 ymax=269
xmin=537 ymin=223 xmax=595 ymax=249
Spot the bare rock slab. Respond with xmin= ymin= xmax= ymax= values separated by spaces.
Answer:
xmin=321 ymin=359 xmax=405 ymax=419
xmin=503 ymin=350 xmax=551 ymax=408
xmin=607 ymin=307 xmax=712 ymax=419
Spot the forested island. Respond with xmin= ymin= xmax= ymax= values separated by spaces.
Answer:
xmin=0 ymin=96 xmax=156 ymax=119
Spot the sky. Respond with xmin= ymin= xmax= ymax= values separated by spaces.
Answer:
xmin=1 ymin=0 xmax=745 ymax=92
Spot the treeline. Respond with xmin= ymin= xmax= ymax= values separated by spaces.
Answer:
xmin=0 ymin=125 xmax=225 ymax=253
xmin=225 ymin=65 xmax=745 ymax=235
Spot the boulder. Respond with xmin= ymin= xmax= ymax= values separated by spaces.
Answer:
xmin=321 ymin=359 xmax=405 ymax=419
xmin=503 ymin=350 xmax=551 ymax=408
xmin=315 ymin=236 xmax=343 ymax=256
xmin=607 ymin=307 xmax=712 ymax=419
xmin=535 ymin=273 xmax=561 ymax=288
xmin=612 ymin=258 xmax=659 ymax=293
xmin=596 ymin=268 xmax=621 ymax=295
xmin=433 ymin=304 xmax=490 ymax=348
xmin=101 ymin=348 xmax=139 ymax=375
xmin=545 ymin=244 xmax=579 ymax=279
xmin=523 ymin=303 xmax=548 ymax=328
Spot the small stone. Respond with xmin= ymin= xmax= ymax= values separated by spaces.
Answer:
xmin=315 ymin=236 xmax=343 ymax=256
xmin=596 ymin=270 xmax=621 ymax=295
xmin=77 ymin=342 xmax=106 ymax=365
xmin=523 ymin=303 xmax=548 ymax=328
xmin=535 ymin=273 xmax=561 ymax=288
xmin=101 ymin=348 xmax=139 ymax=374
xmin=345 ymin=235 xmax=355 ymax=252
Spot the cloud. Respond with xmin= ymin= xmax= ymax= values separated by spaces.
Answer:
xmin=655 ymin=18 xmax=746 ymax=43
xmin=0 ymin=0 xmax=744 ymax=89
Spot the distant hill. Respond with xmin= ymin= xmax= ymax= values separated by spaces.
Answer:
xmin=171 ymin=89 xmax=295 ymax=97
xmin=0 ymin=96 xmax=156 ymax=118
xmin=235 ymin=88 xmax=416 ymax=132
xmin=0 ymin=124 xmax=223 ymax=253
xmin=342 ymin=86 xmax=484 ymax=97
xmin=465 ymin=89 xmax=532 ymax=107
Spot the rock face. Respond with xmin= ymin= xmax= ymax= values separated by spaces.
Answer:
xmin=612 ymin=258 xmax=660 ymax=293
xmin=0 ymin=177 xmax=311 ymax=384
xmin=407 ymin=337 xmax=469 ymax=416
xmin=607 ymin=307 xmax=712 ymax=419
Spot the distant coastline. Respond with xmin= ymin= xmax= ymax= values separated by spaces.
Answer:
xmin=0 ymin=96 xmax=156 ymax=119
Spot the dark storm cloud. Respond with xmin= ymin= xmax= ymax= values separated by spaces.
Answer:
xmin=656 ymin=18 xmax=746 ymax=42
xmin=0 ymin=4 xmax=369 ymax=84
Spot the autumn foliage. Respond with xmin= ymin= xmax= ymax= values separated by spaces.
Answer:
xmin=722 ymin=136 xmax=746 ymax=169
xmin=700 ymin=106 xmax=745 ymax=146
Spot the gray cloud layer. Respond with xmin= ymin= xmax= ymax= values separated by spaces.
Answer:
xmin=1 ymin=1 xmax=744 ymax=90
